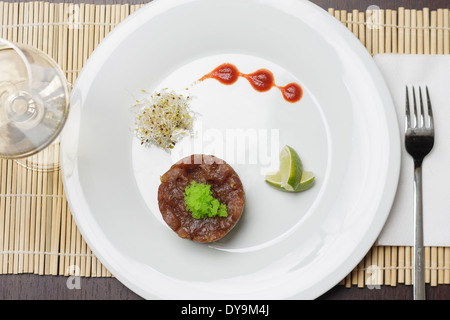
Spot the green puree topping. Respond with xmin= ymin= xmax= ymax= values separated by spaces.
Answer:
xmin=184 ymin=181 xmax=228 ymax=219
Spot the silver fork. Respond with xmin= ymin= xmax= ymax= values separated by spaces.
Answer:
xmin=404 ymin=86 xmax=434 ymax=300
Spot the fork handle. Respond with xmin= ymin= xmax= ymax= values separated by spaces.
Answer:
xmin=413 ymin=163 xmax=426 ymax=300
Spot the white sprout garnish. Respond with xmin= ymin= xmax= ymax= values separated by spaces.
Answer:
xmin=131 ymin=88 xmax=195 ymax=151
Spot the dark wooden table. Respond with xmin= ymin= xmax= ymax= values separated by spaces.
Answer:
xmin=1 ymin=0 xmax=450 ymax=300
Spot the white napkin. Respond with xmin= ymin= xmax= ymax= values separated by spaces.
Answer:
xmin=374 ymin=54 xmax=450 ymax=247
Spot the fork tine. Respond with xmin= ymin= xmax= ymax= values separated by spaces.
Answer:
xmin=412 ymin=86 xmax=418 ymax=128
xmin=418 ymin=87 xmax=425 ymax=127
xmin=426 ymin=86 xmax=434 ymax=130
xmin=405 ymin=86 xmax=411 ymax=130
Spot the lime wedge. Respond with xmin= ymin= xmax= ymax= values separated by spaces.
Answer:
xmin=266 ymin=170 xmax=315 ymax=192
xmin=265 ymin=145 xmax=303 ymax=191
xmin=294 ymin=171 xmax=315 ymax=191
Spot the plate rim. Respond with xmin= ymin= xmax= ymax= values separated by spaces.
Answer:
xmin=61 ymin=0 xmax=401 ymax=299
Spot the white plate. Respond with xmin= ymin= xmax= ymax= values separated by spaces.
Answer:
xmin=61 ymin=0 xmax=400 ymax=299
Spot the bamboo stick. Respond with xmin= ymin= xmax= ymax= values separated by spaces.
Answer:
xmin=345 ymin=11 xmax=351 ymax=31
xmin=16 ymin=158 xmax=27 ymax=274
xmin=31 ymin=2 xmax=42 ymax=274
xmin=65 ymin=3 xmax=74 ymax=85
xmin=0 ymin=159 xmax=8 ymax=274
xmin=99 ymin=4 xmax=106 ymax=47
xmin=105 ymin=2 xmax=112 ymax=36
xmin=437 ymin=9 xmax=444 ymax=55
xmin=364 ymin=249 xmax=371 ymax=287
xmin=438 ymin=247 xmax=444 ymax=284
xmin=342 ymin=273 xmax=349 ymax=288
xmin=37 ymin=1 xmax=43 ymax=52
xmin=11 ymin=2 xmax=23 ymax=275
xmin=27 ymin=158 xmax=37 ymax=272
xmin=58 ymin=4 xmax=70 ymax=275
xmin=405 ymin=246 xmax=412 ymax=285
xmin=377 ymin=246 xmax=384 ymax=286
xmin=366 ymin=9 xmax=372 ymax=53
xmin=38 ymin=149 xmax=49 ymax=275
xmin=7 ymin=2 xmax=14 ymax=42
xmin=2 ymin=160 xmax=12 ymax=272
xmin=379 ymin=9 xmax=385 ymax=55
xmin=94 ymin=3 xmax=101 ymax=52
xmin=69 ymin=3 xmax=84 ymax=274
xmin=53 ymin=164 xmax=64 ymax=275
xmin=87 ymin=4 xmax=95 ymax=57
xmin=417 ymin=10 xmax=424 ymax=54
xmin=114 ymin=3 xmax=121 ymax=29
xmin=121 ymin=3 xmax=129 ymax=23
xmin=61 ymin=3 xmax=69 ymax=79
xmin=431 ymin=10 xmax=437 ymax=54
xmin=49 ymin=146 xmax=61 ymax=274
xmin=351 ymin=258 xmax=358 ymax=286
xmin=71 ymin=3 xmax=80 ymax=85
xmin=62 ymin=196 xmax=72 ymax=276
xmin=411 ymin=9 xmax=417 ymax=54
xmin=425 ymin=242 xmax=431 ymax=283
xmin=386 ymin=9 xmax=392 ymax=53
xmin=333 ymin=8 xmax=340 ymax=24
xmin=59 ymin=186 xmax=69 ymax=276
xmin=356 ymin=12 xmax=364 ymax=47
xmin=44 ymin=156 xmax=54 ymax=275
xmin=431 ymin=247 xmax=438 ymax=286
xmin=50 ymin=2 xmax=56 ymax=57
xmin=22 ymin=4 xmax=31 ymax=273
xmin=68 ymin=212 xmax=77 ymax=276
xmin=50 ymin=5 xmax=68 ymax=274
xmin=39 ymin=2 xmax=50 ymax=52
xmin=352 ymin=10 xmax=358 ymax=38
xmin=23 ymin=3 xmax=37 ymax=272
xmin=75 ymin=228 xmax=83 ymax=276
xmin=392 ymin=10 xmax=398 ymax=53
xmin=444 ymin=247 xmax=450 ymax=284
xmin=81 ymin=3 xmax=88 ymax=67
xmin=405 ymin=9 xmax=411 ymax=54
xmin=384 ymin=246 xmax=391 ymax=285
xmin=434 ymin=30 xmax=444 ymax=295
xmin=33 ymin=149 xmax=43 ymax=273
xmin=372 ymin=9 xmax=379 ymax=55
xmin=391 ymin=246 xmax=398 ymax=286
xmin=377 ymin=9 xmax=383 ymax=54
xmin=0 ymin=2 xmax=5 ymax=39
xmin=338 ymin=9 xmax=345 ymax=25
xmin=444 ymin=9 xmax=449 ymax=54
xmin=8 ymin=160 xmax=18 ymax=273
xmin=79 ymin=4 xmax=95 ymax=277
xmin=130 ymin=3 xmax=137 ymax=15
xmin=24 ymin=1 xmax=31 ymax=47
xmin=32 ymin=2 xmax=39 ymax=49
xmin=398 ymin=8 xmax=405 ymax=54
xmin=424 ymin=8 xmax=430 ymax=54
xmin=371 ymin=246 xmax=378 ymax=286
xmin=398 ymin=246 xmax=405 ymax=283
xmin=23 ymin=163 xmax=32 ymax=273
xmin=17 ymin=2 xmax=23 ymax=44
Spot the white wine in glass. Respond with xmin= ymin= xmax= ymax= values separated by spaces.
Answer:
xmin=0 ymin=38 xmax=69 ymax=169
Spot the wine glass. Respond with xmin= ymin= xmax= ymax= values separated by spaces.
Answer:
xmin=0 ymin=38 xmax=70 ymax=170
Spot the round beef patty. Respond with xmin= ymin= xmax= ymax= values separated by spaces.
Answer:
xmin=158 ymin=154 xmax=245 ymax=242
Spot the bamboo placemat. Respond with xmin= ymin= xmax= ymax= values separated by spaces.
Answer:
xmin=0 ymin=2 xmax=449 ymax=288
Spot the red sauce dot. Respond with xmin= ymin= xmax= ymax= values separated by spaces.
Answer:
xmin=280 ymin=83 xmax=302 ymax=103
xmin=243 ymin=69 xmax=274 ymax=92
xmin=199 ymin=63 xmax=239 ymax=85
